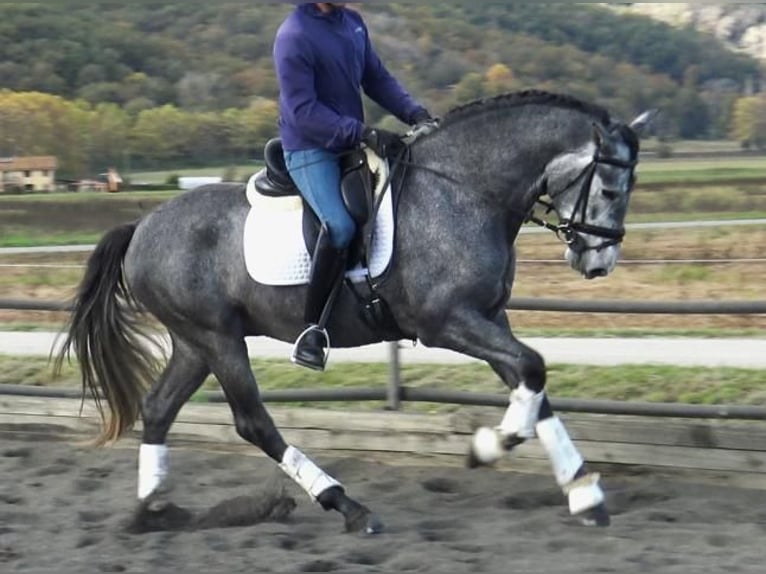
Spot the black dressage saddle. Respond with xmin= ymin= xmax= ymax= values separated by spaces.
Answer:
xmin=254 ymin=138 xmax=375 ymax=263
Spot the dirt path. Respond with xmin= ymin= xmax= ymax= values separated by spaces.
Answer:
xmin=1 ymin=436 xmax=764 ymax=573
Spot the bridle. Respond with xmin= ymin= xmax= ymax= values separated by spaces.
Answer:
xmin=526 ymin=145 xmax=637 ymax=254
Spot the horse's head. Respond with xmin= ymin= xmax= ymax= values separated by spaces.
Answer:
xmin=542 ymin=110 xmax=657 ymax=279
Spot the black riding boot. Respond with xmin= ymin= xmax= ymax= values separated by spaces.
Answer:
xmin=291 ymin=232 xmax=349 ymax=371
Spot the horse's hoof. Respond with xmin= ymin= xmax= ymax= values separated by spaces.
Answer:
xmin=467 ymin=427 xmax=504 ymax=468
xmin=466 ymin=448 xmax=484 ymax=469
xmin=576 ymin=502 xmax=611 ymax=527
xmin=147 ymin=499 xmax=169 ymax=513
xmin=345 ymin=506 xmax=384 ymax=535
xmin=126 ymin=497 xmax=193 ymax=533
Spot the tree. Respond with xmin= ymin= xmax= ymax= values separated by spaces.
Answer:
xmin=225 ymin=98 xmax=279 ymax=160
xmin=453 ymin=72 xmax=485 ymax=105
xmin=672 ymin=87 xmax=711 ymax=139
xmin=88 ymin=103 xmax=131 ymax=172
xmin=730 ymin=95 xmax=766 ymax=149
xmin=129 ymin=105 xmax=194 ymax=165
xmin=484 ymin=63 xmax=516 ymax=96
xmin=0 ymin=91 xmax=88 ymax=176
xmin=701 ymin=79 xmax=740 ymax=140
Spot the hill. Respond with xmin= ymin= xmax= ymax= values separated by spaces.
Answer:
xmin=612 ymin=4 xmax=766 ymax=63
xmin=0 ymin=2 xmax=764 ymax=175
xmin=0 ymin=2 xmax=760 ymax=111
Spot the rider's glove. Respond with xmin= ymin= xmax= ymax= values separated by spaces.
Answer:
xmin=409 ymin=109 xmax=440 ymax=138
xmin=411 ymin=109 xmax=433 ymax=124
xmin=362 ymin=126 xmax=403 ymax=157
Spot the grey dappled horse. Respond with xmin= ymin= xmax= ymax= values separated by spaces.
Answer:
xmin=56 ymin=91 xmax=654 ymax=534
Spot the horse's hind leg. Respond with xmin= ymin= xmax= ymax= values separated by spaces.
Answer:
xmin=125 ymin=334 xmax=211 ymax=533
xmin=138 ymin=334 xmax=210 ymax=500
xmin=202 ymin=332 xmax=383 ymax=534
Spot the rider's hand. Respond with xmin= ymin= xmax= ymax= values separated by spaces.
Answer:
xmin=411 ymin=109 xmax=433 ymax=125
xmin=409 ymin=109 xmax=440 ymax=139
xmin=362 ymin=126 xmax=403 ymax=157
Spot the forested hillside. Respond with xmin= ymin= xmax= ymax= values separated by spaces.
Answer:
xmin=613 ymin=4 xmax=766 ymax=63
xmin=0 ymin=2 xmax=763 ymax=176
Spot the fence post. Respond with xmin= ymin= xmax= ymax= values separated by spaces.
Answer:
xmin=387 ymin=341 xmax=401 ymax=410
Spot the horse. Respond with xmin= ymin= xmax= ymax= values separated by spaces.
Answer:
xmin=55 ymin=90 xmax=655 ymax=534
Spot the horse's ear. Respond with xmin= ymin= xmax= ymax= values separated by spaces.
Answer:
xmin=629 ymin=109 xmax=660 ymax=136
xmin=592 ymin=122 xmax=610 ymax=148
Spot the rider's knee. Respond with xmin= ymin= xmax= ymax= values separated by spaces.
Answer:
xmin=329 ymin=217 xmax=356 ymax=249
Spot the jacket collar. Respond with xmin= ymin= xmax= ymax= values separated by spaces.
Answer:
xmin=298 ymin=4 xmax=344 ymax=21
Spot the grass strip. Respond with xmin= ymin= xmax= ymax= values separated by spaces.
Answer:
xmin=4 ymin=355 xmax=764 ymax=412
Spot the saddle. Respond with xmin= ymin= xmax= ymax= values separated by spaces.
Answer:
xmin=254 ymin=138 xmax=376 ymax=268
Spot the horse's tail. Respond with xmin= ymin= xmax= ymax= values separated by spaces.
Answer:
xmin=54 ymin=222 xmax=157 ymax=445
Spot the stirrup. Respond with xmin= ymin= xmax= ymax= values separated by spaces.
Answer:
xmin=290 ymin=325 xmax=332 ymax=370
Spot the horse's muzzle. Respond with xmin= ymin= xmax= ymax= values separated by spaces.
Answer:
xmin=584 ymin=268 xmax=608 ymax=280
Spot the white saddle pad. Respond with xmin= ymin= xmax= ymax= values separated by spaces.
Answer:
xmin=243 ymin=151 xmax=395 ymax=286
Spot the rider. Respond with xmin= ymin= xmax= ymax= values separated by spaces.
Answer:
xmin=274 ymin=2 xmax=436 ymax=370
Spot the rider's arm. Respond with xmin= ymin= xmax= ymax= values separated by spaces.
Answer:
xmin=358 ymin=20 xmax=429 ymax=126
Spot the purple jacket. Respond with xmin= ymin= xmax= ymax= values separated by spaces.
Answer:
xmin=273 ymin=4 xmax=428 ymax=152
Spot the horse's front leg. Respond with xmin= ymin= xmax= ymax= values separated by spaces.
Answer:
xmin=419 ymin=309 xmax=609 ymax=527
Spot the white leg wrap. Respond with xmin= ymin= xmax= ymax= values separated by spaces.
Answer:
xmin=565 ymin=474 xmax=605 ymax=515
xmin=536 ymin=417 xmax=583 ymax=487
xmin=138 ymin=443 xmax=169 ymax=500
xmin=279 ymin=446 xmax=342 ymax=501
xmin=498 ymin=384 xmax=545 ymax=439
xmin=537 ymin=417 xmax=604 ymax=515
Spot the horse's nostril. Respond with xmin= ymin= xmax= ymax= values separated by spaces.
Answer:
xmin=585 ymin=268 xmax=608 ymax=280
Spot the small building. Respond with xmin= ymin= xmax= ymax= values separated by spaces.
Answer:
xmin=73 ymin=168 xmax=124 ymax=193
xmin=0 ymin=156 xmax=58 ymax=192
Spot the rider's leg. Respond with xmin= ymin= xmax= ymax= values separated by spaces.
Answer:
xmin=284 ymin=149 xmax=355 ymax=370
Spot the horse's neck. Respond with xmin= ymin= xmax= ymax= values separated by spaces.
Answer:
xmin=421 ymin=110 xmax=574 ymax=209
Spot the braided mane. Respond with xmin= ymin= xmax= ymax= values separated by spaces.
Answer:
xmin=442 ymin=89 xmax=612 ymax=127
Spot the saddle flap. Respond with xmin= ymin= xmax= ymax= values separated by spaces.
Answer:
xmin=243 ymin=165 xmax=396 ymax=287
xmin=340 ymin=148 xmax=372 ymax=226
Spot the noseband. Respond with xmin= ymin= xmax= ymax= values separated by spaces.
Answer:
xmin=527 ymin=149 xmax=637 ymax=254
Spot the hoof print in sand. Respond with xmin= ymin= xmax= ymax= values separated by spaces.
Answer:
xmin=126 ymin=491 xmax=296 ymax=534
xmin=125 ymin=498 xmax=193 ymax=534
xmin=421 ymin=477 xmax=460 ymax=494
xmin=196 ymin=493 xmax=297 ymax=529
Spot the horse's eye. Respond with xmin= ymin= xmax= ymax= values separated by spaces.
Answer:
xmin=602 ymin=188 xmax=619 ymax=201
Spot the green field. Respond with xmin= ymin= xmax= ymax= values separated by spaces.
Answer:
xmin=636 ymin=156 xmax=766 ymax=186
xmin=0 ymin=190 xmax=179 ymax=203
xmin=123 ymin=156 xmax=766 ymax=188
xmin=641 ymin=139 xmax=745 ymax=154
xmin=129 ymin=164 xmax=262 ymax=185
xmin=1 ymin=154 xmax=765 ymax=249
xmin=5 ymin=355 xmax=765 ymax=410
